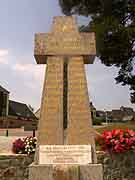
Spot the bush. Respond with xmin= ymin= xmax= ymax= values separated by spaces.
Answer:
xmin=12 ymin=136 xmax=37 ymax=154
xmin=96 ymin=129 xmax=135 ymax=154
xmin=93 ymin=118 xmax=102 ymax=125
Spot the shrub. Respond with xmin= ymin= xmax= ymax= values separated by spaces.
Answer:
xmin=96 ymin=129 xmax=135 ymax=154
xmin=12 ymin=136 xmax=37 ymax=154
xmin=93 ymin=118 xmax=102 ymax=125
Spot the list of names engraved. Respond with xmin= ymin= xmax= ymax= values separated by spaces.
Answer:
xmin=39 ymin=145 xmax=91 ymax=165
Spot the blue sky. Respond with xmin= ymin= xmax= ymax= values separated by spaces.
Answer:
xmin=0 ymin=0 xmax=134 ymax=111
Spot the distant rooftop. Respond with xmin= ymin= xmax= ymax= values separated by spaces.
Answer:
xmin=0 ymin=85 xmax=9 ymax=94
xmin=120 ymin=106 xmax=134 ymax=113
xmin=8 ymin=100 xmax=37 ymax=119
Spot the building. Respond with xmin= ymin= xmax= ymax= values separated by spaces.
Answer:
xmin=95 ymin=106 xmax=135 ymax=122
xmin=107 ymin=107 xmax=135 ymax=122
xmin=120 ymin=106 xmax=134 ymax=115
xmin=89 ymin=102 xmax=96 ymax=119
xmin=0 ymin=85 xmax=9 ymax=117
xmin=120 ymin=106 xmax=134 ymax=121
xmin=0 ymin=85 xmax=38 ymax=130
xmin=111 ymin=110 xmax=124 ymax=121
xmin=96 ymin=110 xmax=106 ymax=119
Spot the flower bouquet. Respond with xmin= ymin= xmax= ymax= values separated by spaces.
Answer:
xmin=12 ymin=136 xmax=37 ymax=154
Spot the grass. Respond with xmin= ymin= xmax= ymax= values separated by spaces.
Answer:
xmin=94 ymin=122 xmax=135 ymax=134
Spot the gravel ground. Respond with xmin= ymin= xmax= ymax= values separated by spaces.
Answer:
xmin=0 ymin=136 xmax=21 ymax=154
xmin=0 ymin=130 xmax=38 ymax=154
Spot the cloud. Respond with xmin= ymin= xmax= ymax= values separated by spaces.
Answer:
xmin=12 ymin=63 xmax=45 ymax=81
xmin=0 ymin=49 xmax=9 ymax=56
xmin=0 ymin=49 xmax=9 ymax=65
xmin=85 ymin=59 xmax=118 ymax=87
xmin=10 ymin=63 xmax=46 ymax=108
xmin=84 ymin=58 xmax=134 ymax=110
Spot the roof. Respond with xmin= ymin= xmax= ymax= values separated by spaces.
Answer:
xmin=112 ymin=110 xmax=122 ymax=113
xmin=0 ymin=85 xmax=9 ymax=94
xmin=111 ymin=110 xmax=124 ymax=116
xmin=35 ymin=108 xmax=40 ymax=119
xmin=120 ymin=106 xmax=134 ymax=114
xmin=96 ymin=110 xmax=105 ymax=114
xmin=8 ymin=100 xmax=37 ymax=119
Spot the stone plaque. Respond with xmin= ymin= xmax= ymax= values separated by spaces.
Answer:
xmin=39 ymin=145 xmax=92 ymax=165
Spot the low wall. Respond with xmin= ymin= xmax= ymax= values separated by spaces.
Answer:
xmin=98 ymin=151 xmax=135 ymax=180
xmin=0 ymin=155 xmax=33 ymax=180
xmin=0 ymin=116 xmax=37 ymax=130
xmin=0 ymin=151 xmax=135 ymax=180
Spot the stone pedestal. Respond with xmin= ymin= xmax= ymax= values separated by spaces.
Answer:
xmin=80 ymin=164 xmax=103 ymax=180
xmin=29 ymin=163 xmax=103 ymax=180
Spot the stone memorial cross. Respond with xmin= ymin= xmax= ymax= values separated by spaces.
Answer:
xmin=34 ymin=16 xmax=97 ymax=163
xmin=29 ymin=16 xmax=103 ymax=180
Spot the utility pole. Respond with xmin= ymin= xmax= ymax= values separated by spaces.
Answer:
xmin=104 ymin=109 xmax=108 ymax=125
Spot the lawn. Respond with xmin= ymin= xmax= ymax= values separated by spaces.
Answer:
xmin=94 ymin=122 xmax=135 ymax=134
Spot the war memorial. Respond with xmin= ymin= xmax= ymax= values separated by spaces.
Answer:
xmin=29 ymin=16 xmax=103 ymax=180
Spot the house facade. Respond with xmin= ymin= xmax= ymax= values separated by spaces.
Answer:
xmin=0 ymin=85 xmax=9 ymax=117
xmin=0 ymin=85 xmax=38 ymax=130
xmin=96 ymin=107 xmax=135 ymax=122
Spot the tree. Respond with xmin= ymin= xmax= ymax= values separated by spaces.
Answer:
xmin=59 ymin=0 xmax=135 ymax=103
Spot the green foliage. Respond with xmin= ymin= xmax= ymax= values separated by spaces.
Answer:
xmin=59 ymin=0 xmax=135 ymax=103
xmin=93 ymin=117 xmax=102 ymax=125
xmin=95 ymin=122 xmax=135 ymax=133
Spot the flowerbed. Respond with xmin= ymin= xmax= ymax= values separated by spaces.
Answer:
xmin=12 ymin=129 xmax=135 ymax=155
xmin=96 ymin=129 xmax=135 ymax=154
xmin=12 ymin=136 xmax=37 ymax=154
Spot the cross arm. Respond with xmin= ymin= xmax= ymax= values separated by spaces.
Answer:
xmin=34 ymin=32 xmax=96 ymax=64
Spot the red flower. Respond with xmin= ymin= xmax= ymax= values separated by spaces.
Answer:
xmin=12 ymin=138 xmax=25 ymax=154
xmin=12 ymin=136 xmax=37 ymax=154
xmin=96 ymin=129 xmax=135 ymax=154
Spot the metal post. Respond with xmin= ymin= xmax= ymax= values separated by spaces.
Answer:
xmin=6 ymin=129 xmax=8 ymax=137
xmin=33 ymin=129 xmax=35 ymax=137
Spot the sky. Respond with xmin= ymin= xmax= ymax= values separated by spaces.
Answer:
xmin=0 ymin=0 xmax=134 ymax=111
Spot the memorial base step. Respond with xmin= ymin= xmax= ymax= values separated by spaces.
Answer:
xmin=29 ymin=163 xmax=103 ymax=180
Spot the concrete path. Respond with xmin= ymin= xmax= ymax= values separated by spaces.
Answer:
xmin=0 ymin=136 xmax=20 ymax=154
xmin=0 ymin=130 xmax=38 ymax=154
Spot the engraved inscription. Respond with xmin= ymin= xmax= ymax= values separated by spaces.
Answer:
xmin=35 ymin=34 xmax=95 ymax=56
xmin=46 ymin=36 xmax=94 ymax=51
xmin=34 ymin=16 xmax=96 ymax=64
xmin=39 ymin=145 xmax=92 ymax=164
